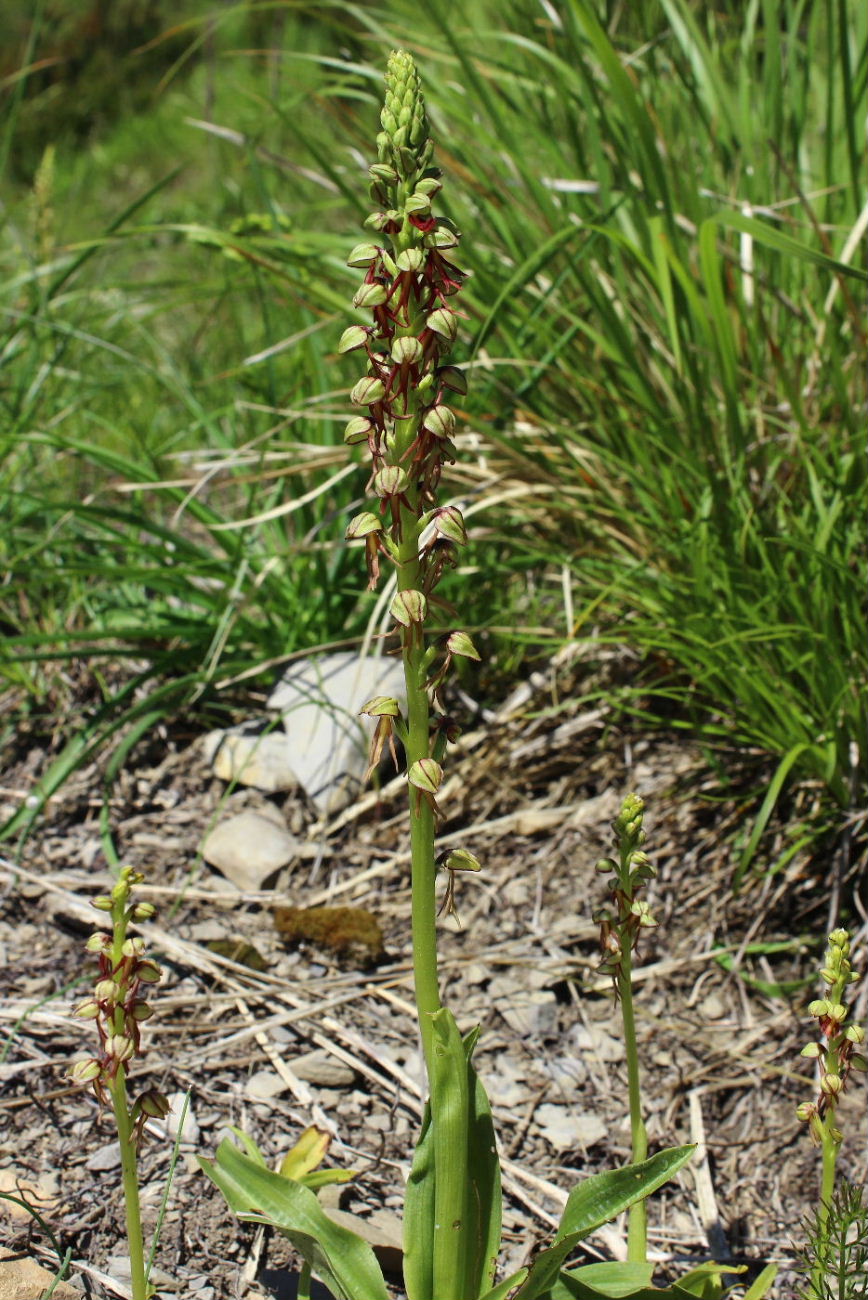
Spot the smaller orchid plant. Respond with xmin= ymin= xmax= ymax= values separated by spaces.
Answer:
xmin=796 ymin=929 xmax=867 ymax=1297
xmin=68 ymin=867 xmax=169 ymax=1300
xmin=594 ymin=794 xmax=659 ymax=1264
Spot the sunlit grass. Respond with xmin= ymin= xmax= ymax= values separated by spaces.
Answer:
xmin=1 ymin=0 xmax=865 ymax=872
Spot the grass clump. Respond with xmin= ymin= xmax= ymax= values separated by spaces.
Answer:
xmin=0 ymin=0 xmax=865 ymax=886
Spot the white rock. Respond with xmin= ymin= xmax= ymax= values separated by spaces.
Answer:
xmin=535 ymin=1104 xmax=607 ymax=1150
xmin=200 ymin=808 xmax=299 ymax=889
xmin=164 ymin=1091 xmax=199 ymax=1144
xmin=245 ymin=1069 xmax=288 ymax=1101
xmin=0 ymin=1246 xmax=78 ymax=1299
xmin=86 ymin=1141 xmax=122 ymax=1172
xmin=203 ymin=727 xmax=300 ymax=793
xmin=573 ymin=1023 xmax=626 ymax=1062
xmin=542 ymin=1054 xmax=588 ymax=1089
xmin=292 ymin=1049 xmax=356 ymax=1087
xmin=266 ymin=652 xmax=407 ymax=813
xmin=497 ymin=989 xmax=559 ymax=1040
xmin=484 ymin=1056 xmax=532 ymax=1108
xmin=106 ymin=1255 xmax=177 ymax=1288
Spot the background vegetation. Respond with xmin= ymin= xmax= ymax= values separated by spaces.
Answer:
xmin=1 ymin=0 xmax=865 ymax=885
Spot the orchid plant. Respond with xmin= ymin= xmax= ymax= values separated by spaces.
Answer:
xmin=61 ymin=50 xmax=796 ymax=1300
xmin=68 ymin=867 xmax=169 ymax=1300
xmin=53 ymin=43 xmax=827 ymax=1300
xmin=796 ymin=929 xmax=867 ymax=1297
xmin=200 ymin=50 xmax=708 ymax=1300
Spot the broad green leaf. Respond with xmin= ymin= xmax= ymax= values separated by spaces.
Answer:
xmin=465 ymin=1031 xmax=502 ymax=1296
xmin=405 ymin=1015 xmax=502 ymax=1300
xmin=543 ymin=1282 xmax=723 ymax=1299
xmin=740 ymin=1264 xmax=777 ymax=1299
xmin=227 ymin=1127 xmax=268 ymax=1168
xmin=429 ymin=1008 xmax=472 ymax=1300
xmin=403 ymin=1103 xmax=435 ymax=1300
xmin=675 ymin=1262 xmax=744 ymax=1298
xmin=513 ymin=1147 xmax=695 ymax=1300
xmin=557 ymin=1147 xmax=696 ymax=1241
xmin=539 ymin=1261 xmax=747 ymax=1300
xmin=557 ymin=1262 xmax=655 ymax=1296
xmin=199 ymin=1141 xmax=388 ymax=1300
xmin=278 ymin=1125 xmax=333 ymax=1180
xmin=301 ymin=1168 xmax=355 ymax=1191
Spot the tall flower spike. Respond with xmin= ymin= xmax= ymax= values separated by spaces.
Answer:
xmin=69 ymin=867 xmax=167 ymax=1134
xmin=797 ymin=928 xmax=866 ymax=1297
xmin=798 ymin=928 xmax=866 ymax=1138
xmin=345 ymin=52 xmax=483 ymax=1079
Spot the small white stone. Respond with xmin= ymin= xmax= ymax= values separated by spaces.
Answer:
xmin=292 ymin=1049 xmax=356 ymax=1087
xmin=535 ymin=1104 xmax=606 ymax=1150
xmin=204 ymin=728 xmax=300 ymax=793
xmin=200 ymin=809 xmax=299 ymax=890
xmin=107 ymin=1256 xmax=176 ymax=1288
xmin=245 ymin=1069 xmax=288 ymax=1101
xmin=266 ymin=652 xmax=407 ymax=813
xmin=498 ymin=990 xmax=559 ymax=1039
xmin=699 ymin=992 xmax=727 ymax=1020
xmin=484 ymin=1056 xmax=532 ymax=1108
xmin=86 ymin=1141 xmax=122 ymax=1172
xmin=164 ymin=1091 xmax=199 ymax=1144
xmin=542 ymin=1054 xmax=588 ymax=1088
xmin=573 ymin=1023 xmax=626 ymax=1062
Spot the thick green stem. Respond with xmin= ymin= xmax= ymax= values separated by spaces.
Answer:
xmin=388 ymin=210 xmax=443 ymax=1082
xmin=812 ymin=1023 xmax=842 ymax=1293
xmin=106 ymin=901 xmax=149 ymax=1300
xmin=810 ymin=1126 xmax=839 ymax=1295
xmin=110 ymin=1069 xmax=149 ymax=1300
xmin=394 ymin=508 xmax=442 ymax=1080
xmin=618 ymin=941 xmax=648 ymax=1263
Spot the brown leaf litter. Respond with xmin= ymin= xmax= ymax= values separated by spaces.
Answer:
xmin=0 ymin=643 xmax=866 ymax=1299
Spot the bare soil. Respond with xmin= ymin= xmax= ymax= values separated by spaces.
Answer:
xmin=1 ymin=651 xmax=866 ymax=1300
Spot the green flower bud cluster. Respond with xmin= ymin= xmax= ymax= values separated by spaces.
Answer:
xmin=797 ymin=929 xmax=866 ymax=1146
xmin=69 ymin=866 xmax=168 ymax=1144
xmin=375 ymin=49 xmax=434 ymax=192
xmin=594 ymin=793 xmax=658 ymax=981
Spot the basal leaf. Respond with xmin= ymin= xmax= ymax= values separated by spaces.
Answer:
xmin=557 ymin=1147 xmax=696 ymax=1242
xmin=403 ymin=1102 xmax=435 ymax=1300
xmin=199 ymin=1141 xmax=388 ymax=1300
xmin=512 ymin=1148 xmax=695 ymax=1300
